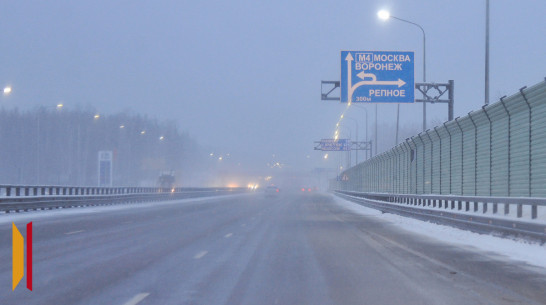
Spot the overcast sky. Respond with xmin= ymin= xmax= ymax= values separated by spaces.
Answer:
xmin=1 ymin=0 xmax=545 ymax=175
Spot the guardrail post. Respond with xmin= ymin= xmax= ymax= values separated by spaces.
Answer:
xmin=532 ymin=204 xmax=537 ymax=219
xmin=16 ymin=187 xmax=20 ymax=196
xmin=6 ymin=187 xmax=11 ymax=196
xmin=24 ymin=187 xmax=29 ymax=196
xmin=493 ymin=203 xmax=498 ymax=214
xmin=483 ymin=202 xmax=488 ymax=214
xmin=504 ymin=203 xmax=509 ymax=215
xmin=474 ymin=201 xmax=479 ymax=212
xmin=517 ymin=204 xmax=522 ymax=218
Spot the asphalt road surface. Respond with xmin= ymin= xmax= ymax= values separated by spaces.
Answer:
xmin=1 ymin=192 xmax=545 ymax=305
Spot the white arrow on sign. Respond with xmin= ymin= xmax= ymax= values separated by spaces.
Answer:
xmin=345 ymin=53 xmax=406 ymax=102
xmin=356 ymin=71 xmax=406 ymax=87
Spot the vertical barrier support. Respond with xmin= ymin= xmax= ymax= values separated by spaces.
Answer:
xmin=16 ymin=187 xmax=21 ymax=196
xmin=468 ymin=112 xmax=478 ymax=196
xmin=455 ymin=118 xmax=464 ymax=195
xmin=517 ymin=204 xmax=522 ymax=218
xmin=483 ymin=202 xmax=488 ymax=214
xmin=426 ymin=132 xmax=434 ymax=194
xmin=493 ymin=202 xmax=498 ymax=214
xmin=532 ymin=204 xmax=537 ymax=219
xmin=500 ymin=97 xmax=511 ymax=197
xmin=417 ymin=134 xmax=426 ymax=194
xmin=433 ymin=127 xmax=442 ymax=194
xmin=443 ymin=123 xmax=453 ymax=195
xmin=504 ymin=203 xmax=510 ymax=215
xmin=520 ymin=87 xmax=532 ymax=197
xmin=482 ymin=106 xmax=493 ymax=196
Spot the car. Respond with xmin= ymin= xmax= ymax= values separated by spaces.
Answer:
xmin=264 ymin=185 xmax=280 ymax=198
xmin=300 ymin=186 xmax=318 ymax=193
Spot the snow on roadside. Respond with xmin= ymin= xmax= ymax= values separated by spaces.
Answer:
xmin=0 ymin=193 xmax=251 ymax=225
xmin=333 ymin=195 xmax=546 ymax=270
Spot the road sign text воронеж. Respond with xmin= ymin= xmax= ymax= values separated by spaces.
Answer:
xmin=340 ymin=51 xmax=414 ymax=103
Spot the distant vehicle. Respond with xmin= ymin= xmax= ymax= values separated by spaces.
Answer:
xmin=300 ymin=186 xmax=317 ymax=193
xmin=157 ymin=172 xmax=176 ymax=189
xmin=265 ymin=185 xmax=280 ymax=198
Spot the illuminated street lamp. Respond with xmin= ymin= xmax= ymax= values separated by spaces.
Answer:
xmin=378 ymin=9 xmax=427 ymax=132
xmin=3 ymin=86 xmax=12 ymax=96
xmin=56 ymin=103 xmax=63 ymax=110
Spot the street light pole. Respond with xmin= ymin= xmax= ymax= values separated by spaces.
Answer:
xmin=345 ymin=117 xmax=359 ymax=164
xmin=353 ymin=104 xmax=369 ymax=159
xmin=375 ymin=104 xmax=378 ymax=155
xmin=378 ymin=11 xmax=427 ymax=131
xmin=485 ymin=0 xmax=490 ymax=105
xmin=337 ymin=125 xmax=352 ymax=167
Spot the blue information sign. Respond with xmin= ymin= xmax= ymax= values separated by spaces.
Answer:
xmin=340 ymin=51 xmax=414 ymax=103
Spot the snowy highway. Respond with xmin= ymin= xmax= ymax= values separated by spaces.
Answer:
xmin=1 ymin=192 xmax=546 ymax=304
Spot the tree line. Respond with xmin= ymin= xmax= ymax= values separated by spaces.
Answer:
xmin=0 ymin=106 xmax=205 ymax=186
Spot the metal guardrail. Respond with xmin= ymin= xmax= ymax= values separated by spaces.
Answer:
xmin=335 ymin=190 xmax=546 ymax=242
xmin=0 ymin=186 xmax=248 ymax=213
xmin=341 ymin=191 xmax=546 ymax=219
xmin=0 ymin=185 xmax=231 ymax=197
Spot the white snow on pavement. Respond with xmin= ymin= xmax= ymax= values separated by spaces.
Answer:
xmin=333 ymin=195 xmax=546 ymax=270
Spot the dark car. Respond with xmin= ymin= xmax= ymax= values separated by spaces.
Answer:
xmin=264 ymin=185 xmax=280 ymax=198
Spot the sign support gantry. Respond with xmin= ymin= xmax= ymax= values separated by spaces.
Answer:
xmin=314 ymin=140 xmax=373 ymax=162
xmin=415 ymin=80 xmax=454 ymax=121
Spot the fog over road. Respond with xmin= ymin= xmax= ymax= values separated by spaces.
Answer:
xmin=1 ymin=193 xmax=545 ymax=305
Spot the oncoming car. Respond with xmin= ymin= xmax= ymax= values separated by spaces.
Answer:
xmin=264 ymin=185 xmax=280 ymax=198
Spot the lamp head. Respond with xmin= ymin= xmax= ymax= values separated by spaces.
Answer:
xmin=377 ymin=10 xmax=390 ymax=20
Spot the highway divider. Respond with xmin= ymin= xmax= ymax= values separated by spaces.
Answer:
xmin=0 ymin=186 xmax=248 ymax=213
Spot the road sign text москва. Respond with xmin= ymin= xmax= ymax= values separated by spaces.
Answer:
xmin=340 ymin=51 xmax=414 ymax=103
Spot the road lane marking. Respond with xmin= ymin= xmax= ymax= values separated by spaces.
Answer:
xmin=225 ymin=233 xmax=233 ymax=238
xmin=193 ymin=251 xmax=208 ymax=259
xmin=64 ymin=230 xmax=84 ymax=235
xmin=123 ymin=293 xmax=150 ymax=305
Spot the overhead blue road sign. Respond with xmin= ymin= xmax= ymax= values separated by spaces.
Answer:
xmin=341 ymin=51 xmax=414 ymax=103
xmin=320 ymin=139 xmax=350 ymax=151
